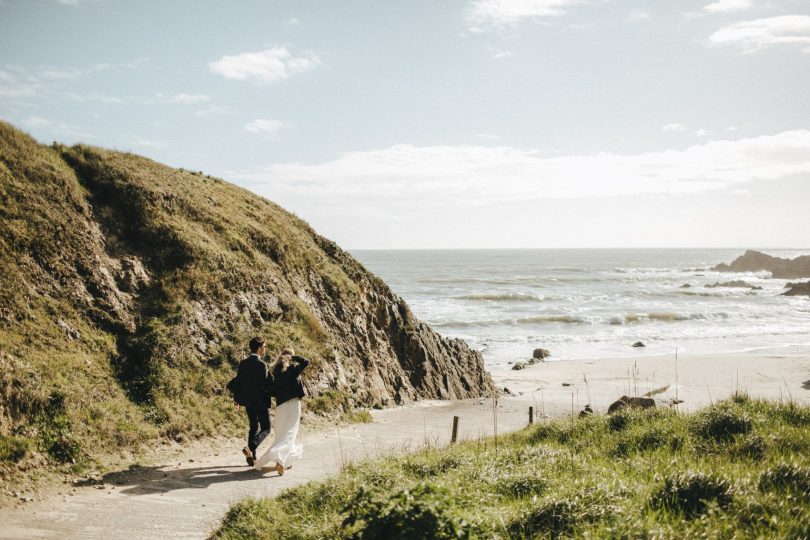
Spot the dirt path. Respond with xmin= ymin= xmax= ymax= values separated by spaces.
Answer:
xmin=0 ymin=397 xmax=538 ymax=539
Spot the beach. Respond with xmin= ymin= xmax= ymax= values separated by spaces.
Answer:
xmin=490 ymin=350 xmax=810 ymax=416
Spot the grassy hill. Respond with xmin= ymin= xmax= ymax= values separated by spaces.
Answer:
xmin=0 ymin=121 xmax=492 ymax=484
xmin=214 ymin=395 xmax=810 ymax=539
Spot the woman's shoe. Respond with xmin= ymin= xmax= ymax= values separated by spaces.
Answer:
xmin=276 ymin=462 xmax=285 ymax=476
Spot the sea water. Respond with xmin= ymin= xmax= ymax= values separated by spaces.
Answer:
xmin=351 ymin=249 xmax=810 ymax=369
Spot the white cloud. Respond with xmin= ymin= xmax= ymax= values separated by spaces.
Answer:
xmin=695 ymin=129 xmax=709 ymax=137
xmin=493 ymin=51 xmax=513 ymax=59
xmin=209 ymin=47 xmax=321 ymax=83
xmin=627 ymin=12 xmax=651 ymax=23
xmin=21 ymin=116 xmax=93 ymax=139
xmin=245 ymin=118 xmax=285 ymax=133
xmin=231 ymin=131 xmax=810 ymax=215
xmin=52 ymin=0 xmax=101 ymax=5
xmin=662 ymin=123 xmax=688 ymax=132
xmin=466 ymin=0 xmax=582 ymax=31
xmin=710 ymin=15 xmax=810 ymax=53
xmin=163 ymin=93 xmax=211 ymax=104
xmin=287 ymin=17 xmax=300 ymax=25
xmin=704 ymin=0 xmax=752 ymax=14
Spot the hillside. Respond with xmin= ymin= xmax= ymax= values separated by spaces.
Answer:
xmin=0 ymin=121 xmax=492 ymax=478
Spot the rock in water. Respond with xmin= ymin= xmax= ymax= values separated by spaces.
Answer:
xmin=783 ymin=281 xmax=810 ymax=297
xmin=632 ymin=341 xmax=645 ymax=348
xmin=532 ymin=348 xmax=550 ymax=360
xmin=712 ymin=250 xmax=810 ymax=279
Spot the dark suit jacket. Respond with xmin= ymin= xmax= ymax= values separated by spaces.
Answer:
xmin=236 ymin=354 xmax=271 ymax=408
xmin=272 ymin=356 xmax=310 ymax=406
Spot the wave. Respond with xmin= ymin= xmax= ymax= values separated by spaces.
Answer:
xmin=517 ymin=315 xmax=587 ymax=325
xmin=454 ymin=293 xmax=543 ymax=302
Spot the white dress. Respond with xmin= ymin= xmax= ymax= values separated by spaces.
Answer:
xmin=254 ymin=397 xmax=303 ymax=470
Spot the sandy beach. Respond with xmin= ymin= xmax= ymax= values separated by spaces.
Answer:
xmin=490 ymin=349 xmax=810 ymax=416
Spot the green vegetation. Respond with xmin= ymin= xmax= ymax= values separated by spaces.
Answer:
xmin=0 ymin=120 xmax=388 ymax=486
xmin=215 ymin=396 xmax=810 ymax=539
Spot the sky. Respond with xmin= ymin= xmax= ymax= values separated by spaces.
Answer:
xmin=1 ymin=0 xmax=809 ymax=249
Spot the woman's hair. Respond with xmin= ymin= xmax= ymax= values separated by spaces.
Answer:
xmin=270 ymin=346 xmax=295 ymax=372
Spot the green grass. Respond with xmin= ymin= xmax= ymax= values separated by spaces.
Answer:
xmin=214 ymin=396 xmax=810 ymax=539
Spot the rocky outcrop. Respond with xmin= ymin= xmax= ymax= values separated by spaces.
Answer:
xmin=713 ymin=250 xmax=810 ymax=279
xmin=783 ymin=281 xmax=810 ymax=297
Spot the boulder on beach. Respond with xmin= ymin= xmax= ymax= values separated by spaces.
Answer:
xmin=579 ymin=405 xmax=594 ymax=418
xmin=512 ymin=362 xmax=527 ymax=371
xmin=533 ymin=348 xmax=550 ymax=360
xmin=783 ymin=281 xmax=810 ymax=297
xmin=607 ymin=396 xmax=656 ymax=413
xmin=712 ymin=250 xmax=810 ymax=279
xmin=632 ymin=341 xmax=645 ymax=348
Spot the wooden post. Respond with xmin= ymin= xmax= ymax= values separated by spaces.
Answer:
xmin=451 ymin=415 xmax=459 ymax=444
xmin=529 ymin=406 xmax=534 ymax=425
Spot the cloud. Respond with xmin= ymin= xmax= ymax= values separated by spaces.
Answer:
xmin=52 ymin=0 xmax=101 ymax=5
xmin=245 ymin=118 xmax=285 ymax=133
xmin=466 ymin=0 xmax=583 ymax=31
xmin=162 ymin=93 xmax=211 ymax=104
xmin=662 ymin=123 xmax=688 ymax=132
xmin=230 ymin=131 xmax=810 ymax=216
xmin=21 ymin=116 xmax=93 ymax=139
xmin=710 ymin=15 xmax=810 ymax=53
xmin=209 ymin=47 xmax=321 ymax=83
xmin=695 ymin=129 xmax=708 ymax=137
xmin=492 ymin=51 xmax=513 ymax=59
xmin=627 ymin=12 xmax=651 ymax=23
xmin=704 ymin=0 xmax=752 ymax=14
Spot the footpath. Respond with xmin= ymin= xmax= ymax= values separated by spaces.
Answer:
xmin=0 ymin=397 xmax=538 ymax=539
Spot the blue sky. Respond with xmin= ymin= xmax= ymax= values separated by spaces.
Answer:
xmin=2 ymin=0 xmax=809 ymax=249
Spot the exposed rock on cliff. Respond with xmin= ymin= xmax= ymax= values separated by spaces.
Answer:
xmin=0 ymin=121 xmax=493 ymax=471
xmin=712 ymin=250 xmax=810 ymax=279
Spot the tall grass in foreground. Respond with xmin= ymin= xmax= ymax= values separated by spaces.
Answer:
xmin=214 ymin=395 xmax=810 ymax=539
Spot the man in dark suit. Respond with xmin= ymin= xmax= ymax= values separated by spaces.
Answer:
xmin=237 ymin=336 xmax=272 ymax=466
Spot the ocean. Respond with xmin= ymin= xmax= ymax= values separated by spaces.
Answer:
xmin=351 ymin=249 xmax=810 ymax=369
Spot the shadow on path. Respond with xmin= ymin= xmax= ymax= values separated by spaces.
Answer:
xmin=83 ymin=461 xmax=281 ymax=496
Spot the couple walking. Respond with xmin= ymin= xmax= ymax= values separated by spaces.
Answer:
xmin=236 ymin=336 xmax=309 ymax=476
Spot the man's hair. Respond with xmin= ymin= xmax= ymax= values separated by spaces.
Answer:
xmin=249 ymin=336 xmax=266 ymax=353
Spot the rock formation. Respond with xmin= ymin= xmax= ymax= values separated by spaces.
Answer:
xmin=783 ymin=281 xmax=810 ymax=297
xmin=713 ymin=250 xmax=810 ymax=279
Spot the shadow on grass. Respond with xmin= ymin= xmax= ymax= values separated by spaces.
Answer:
xmin=84 ymin=461 xmax=280 ymax=496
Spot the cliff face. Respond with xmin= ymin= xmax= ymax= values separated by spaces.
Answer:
xmin=712 ymin=250 xmax=810 ymax=279
xmin=0 ymin=121 xmax=492 ymax=470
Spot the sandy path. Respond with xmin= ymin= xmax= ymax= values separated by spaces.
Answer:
xmin=0 ymin=398 xmax=534 ymax=539
xmin=1 ymin=351 xmax=806 ymax=539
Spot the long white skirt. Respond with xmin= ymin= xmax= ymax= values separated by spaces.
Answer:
xmin=254 ymin=398 xmax=303 ymax=470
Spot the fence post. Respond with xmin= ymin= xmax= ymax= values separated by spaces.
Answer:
xmin=529 ymin=406 xmax=534 ymax=425
xmin=451 ymin=415 xmax=459 ymax=444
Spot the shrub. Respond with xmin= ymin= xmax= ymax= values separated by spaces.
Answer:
xmin=650 ymin=472 xmax=733 ymax=518
xmin=614 ymin=427 xmax=672 ymax=456
xmin=692 ymin=406 xmax=752 ymax=442
xmin=0 ymin=435 xmax=29 ymax=462
xmin=608 ymin=410 xmax=632 ymax=432
xmin=492 ymin=473 xmax=547 ymax=499
xmin=509 ymin=496 xmax=614 ymax=537
xmin=758 ymin=463 xmax=810 ymax=495
xmin=342 ymin=482 xmax=472 ymax=539
xmin=731 ymin=434 xmax=767 ymax=459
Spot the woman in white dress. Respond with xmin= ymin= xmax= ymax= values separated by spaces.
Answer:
xmin=254 ymin=347 xmax=309 ymax=475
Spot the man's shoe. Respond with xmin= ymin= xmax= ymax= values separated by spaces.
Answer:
xmin=242 ymin=447 xmax=255 ymax=466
